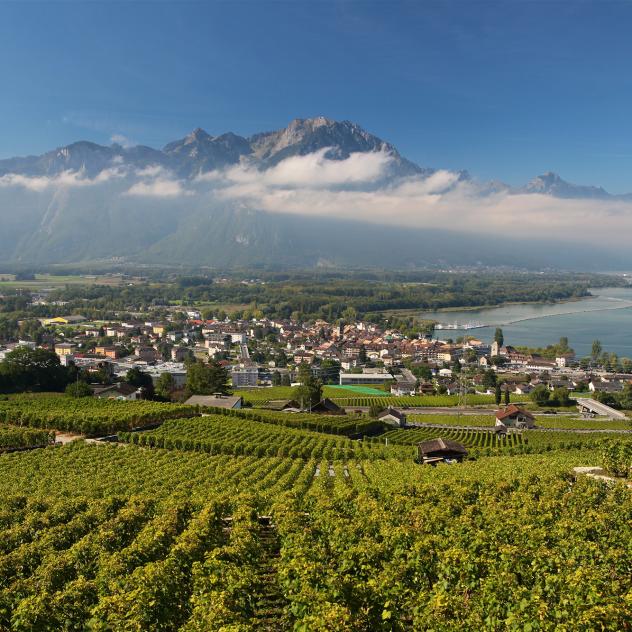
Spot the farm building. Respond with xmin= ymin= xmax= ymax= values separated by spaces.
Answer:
xmin=310 ymin=398 xmax=345 ymax=415
xmin=495 ymin=404 xmax=536 ymax=429
xmin=417 ymin=438 xmax=468 ymax=464
xmin=263 ymin=399 xmax=301 ymax=412
xmin=378 ymin=407 xmax=407 ymax=427
xmin=184 ymin=395 xmax=243 ymax=409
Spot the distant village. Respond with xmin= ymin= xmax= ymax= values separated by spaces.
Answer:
xmin=1 ymin=298 xmax=630 ymax=404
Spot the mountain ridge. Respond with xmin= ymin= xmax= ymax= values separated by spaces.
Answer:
xmin=2 ymin=117 xmax=623 ymax=196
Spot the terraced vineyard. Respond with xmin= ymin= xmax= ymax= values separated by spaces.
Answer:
xmin=381 ymin=425 xmax=610 ymax=455
xmin=0 ymin=441 xmax=628 ymax=629
xmin=523 ymin=429 xmax=605 ymax=451
xmin=408 ymin=413 xmax=496 ymax=426
xmin=407 ymin=412 xmax=632 ymax=431
xmin=329 ymin=394 xmax=510 ymax=408
xmin=380 ymin=426 xmax=525 ymax=452
xmin=203 ymin=405 xmax=382 ymax=436
xmin=0 ymin=394 xmax=199 ymax=436
xmin=119 ymin=415 xmax=411 ymax=461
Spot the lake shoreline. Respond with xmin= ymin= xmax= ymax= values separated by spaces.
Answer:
xmin=420 ymin=287 xmax=632 ymax=358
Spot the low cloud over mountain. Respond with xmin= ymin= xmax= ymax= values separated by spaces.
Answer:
xmin=1 ymin=117 xmax=631 ymax=269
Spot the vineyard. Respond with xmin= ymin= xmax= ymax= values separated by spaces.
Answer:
xmin=407 ymin=412 xmax=632 ymax=431
xmin=0 ymin=442 xmax=628 ymax=629
xmin=325 ymin=393 xmax=513 ymax=408
xmin=379 ymin=425 xmax=609 ymax=456
xmin=119 ymin=416 xmax=410 ymax=461
xmin=234 ymin=388 xmax=520 ymax=408
xmin=234 ymin=385 xmax=388 ymax=404
xmin=380 ymin=426 xmax=525 ymax=452
xmin=0 ymin=395 xmax=199 ymax=436
xmin=407 ymin=413 xmax=496 ymax=426
xmin=0 ymin=425 xmax=55 ymax=450
xmin=200 ymin=405 xmax=382 ymax=436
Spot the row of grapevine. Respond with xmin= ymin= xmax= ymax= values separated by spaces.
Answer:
xmin=0 ymin=424 xmax=55 ymax=450
xmin=119 ymin=416 xmax=410 ymax=461
xmin=380 ymin=425 xmax=609 ymax=456
xmin=201 ymin=405 xmax=383 ymax=436
xmin=378 ymin=426 xmax=525 ymax=452
xmin=328 ymin=393 xmax=508 ymax=408
xmin=0 ymin=395 xmax=200 ymax=436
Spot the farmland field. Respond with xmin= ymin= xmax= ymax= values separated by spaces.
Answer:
xmin=0 ymin=396 xmax=629 ymax=630
xmin=0 ymin=273 xmax=127 ymax=289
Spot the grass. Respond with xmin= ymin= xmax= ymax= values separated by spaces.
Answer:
xmin=331 ymin=385 xmax=390 ymax=395
xmin=0 ymin=273 xmax=124 ymax=289
xmin=234 ymin=385 xmax=389 ymax=404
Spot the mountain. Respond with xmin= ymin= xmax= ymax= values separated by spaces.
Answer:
xmin=0 ymin=117 xmax=631 ymax=270
xmin=163 ymin=128 xmax=252 ymax=176
xmin=521 ymin=171 xmax=612 ymax=199
xmin=0 ymin=141 xmax=166 ymax=178
xmin=248 ymin=116 xmax=429 ymax=177
xmin=0 ymin=117 xmax=429 ymax=180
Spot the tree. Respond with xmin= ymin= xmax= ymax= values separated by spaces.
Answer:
xmin=271 ymin=371 xmax=282 ymax=386
xmin=126 ymin=368 xmax=154 ymax=399
xmin=186 ymin=361 xmax=230 ymax=396
xmin=126 ymin=368 xmax=152 ymax=389
xmin=65 ymin=381 xmax=92 ymax=398
xmin=591 ymin=340 xmax=602 ymax=363
xmin=483 ymin=369 xmax=497 ymax=389
xmin=531 ymin=384 xmax=550 ymax=406
xmin=0 ymin=347 xmax=71 ymax=392
xmin=490 ymin=356 xmax=507 ymax=367
xmin=412 ymin=364 xmax=433 ymax=382
xmin=619 ymin=384 xmax=632 ymax=409
xmin=595 ymin=391 xmax=621 ymax=409
xmin=155 ymin=373 xmax=175 ymax=400
xmin=504 ymin=387 xmax=510 ymax=406
xmin=281 ymin=373 xmax=291 ymax=387
xmin=293 ymin=363 xmax=322 ymax=409
xmin=358 ymin=346 xmax=367 ymax=364
xmin=297 ymin=362 xmax=312 ymax=385
xmin=550 ymin=387 xmax=571 ymax=407
xmin=495 ymin=384 xmax=502 ymax=405
xmin=341 ymin=306 xmax=357 ymax=323
xmin=494 ymin=328 xmax=504 ymax=348
xmin=368 ymin=403 xmax=383 ymax=419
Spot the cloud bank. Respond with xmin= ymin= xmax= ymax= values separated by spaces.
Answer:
xmin=1 ymin=148 xmax=632 ymax=249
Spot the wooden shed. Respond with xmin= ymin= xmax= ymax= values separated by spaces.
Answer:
xmin=417 ymin=438 xmax=468 ymax=464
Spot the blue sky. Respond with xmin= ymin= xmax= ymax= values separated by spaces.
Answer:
xmin=1 ymin=0 xmax=631 ymax=192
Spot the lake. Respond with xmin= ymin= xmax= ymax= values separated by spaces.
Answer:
xmin=419 ymin=287 xmax=632 ymax=359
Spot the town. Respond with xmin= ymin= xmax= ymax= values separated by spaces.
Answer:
xmin=2 ymin=297 xmax=631 ymax=417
